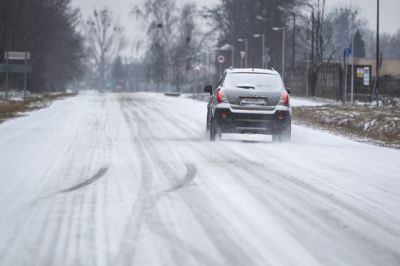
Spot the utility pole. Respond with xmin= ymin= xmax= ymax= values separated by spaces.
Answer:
xmin=289 ymin=12 xmax=296 ymax=68
xmin=276 ymin=7 xmax=297 ymax=69
xmin=253 ymin=34 xmax=265 ymax=68
xmin=5 ymin=55 xmax=9 ymax=101
xmin=231 ymin=45 xmax=235 ymax=68
xmin=273 ymin=27 xmax=286 ymax=80
xmin=351 ymin=31 xmax=355 ymax=104
xmin=374 ymin=0 xmax=380 ymax=105
xmin=237 ymin=38 xmax=248 ymax=68
xmin=300 ymin=3 xmax=315 ymax=97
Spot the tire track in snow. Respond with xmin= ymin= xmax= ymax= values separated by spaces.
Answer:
xmin=117 ymin=95 xmax=266 ymax=265
xmin=116 ymin=96 xmax=239 ymax=265
xmin=188 ymin=139 xmax=400 ymax=265
xmin=57 ymin=167 xmax=109 ymax=194
xmin=133 ymin=93 xmax=400 ymax=265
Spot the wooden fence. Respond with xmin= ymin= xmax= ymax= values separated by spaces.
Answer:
xmin=285 ymin=63 xmax=342 ymax=101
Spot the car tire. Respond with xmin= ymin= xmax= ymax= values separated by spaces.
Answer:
xmin=272 ymin=133 xmax=280 ymax=142
xmin=216 ymin=123 xmax=222 ymax=140
xmin=210 ymin=119 xmax=216 ymax=141
xmin=280 ymin=124 xmax=291 ymax=142
xmin=210 ymin=120 xmax=221 ymax=141
xmin=272 ymin=124 xmax=291 ymax=143
xmin=206 ymin=111 xmax=210 ymax=132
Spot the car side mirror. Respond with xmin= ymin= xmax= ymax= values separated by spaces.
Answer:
xmin=285 ymin=87 xmax=293 ymax=95
xmin=204 ymin=85 xmax=213 ymax=95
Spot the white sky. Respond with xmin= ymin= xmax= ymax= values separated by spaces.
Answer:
xmin=72 ymin=0 xmax=400 ymax=57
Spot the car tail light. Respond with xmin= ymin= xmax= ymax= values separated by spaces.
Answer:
xmin=279 ymin=92 xmax=289 ymax=106
xmin=217 ymin=89 xmax=225 ymax=103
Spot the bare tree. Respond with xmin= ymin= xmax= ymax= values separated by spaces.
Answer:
xmin=134 ymin=0 xmax=199 ymax=90
xmin=84 ymin=7 xmax=126 ymax=88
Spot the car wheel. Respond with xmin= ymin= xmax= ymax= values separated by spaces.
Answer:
xmin=210 ymin=119 xmax=216 ymax=141
xmin=216 ymin=123 xmax=222 ymax=140
xmin=272 ymin=124 xmax=291 ymax=143
xmin=206 ymin=111 xmax=210 ymax=132
xmin=281 ymin=124 xmax=291 ymax=142
xmin=272 ymin=133 xmax=280 ymax=143
xmin=210 ymin=120 xmax=221 ymax=141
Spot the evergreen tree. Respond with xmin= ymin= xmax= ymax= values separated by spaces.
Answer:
xmin=354 ymin=29 xmax=366 ymax=58
xmin=0 ymin=0 xmax=85 ymax=91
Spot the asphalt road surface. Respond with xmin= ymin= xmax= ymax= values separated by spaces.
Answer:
xmin=0 ymin=92 xmax=399 ymax=266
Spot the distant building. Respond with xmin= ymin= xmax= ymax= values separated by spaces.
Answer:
xmin=353 ymin=58 xmax=400 ymax=77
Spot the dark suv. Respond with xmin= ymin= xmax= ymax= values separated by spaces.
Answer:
xmin=205 ymin=68 xmax=292 ymax=142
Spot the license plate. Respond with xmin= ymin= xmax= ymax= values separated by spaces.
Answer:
xmin=240 ymin=98 xmax=266 ymax=105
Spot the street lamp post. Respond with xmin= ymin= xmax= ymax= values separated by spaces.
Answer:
xmin=374 ymin=0 xmax=380 ymax=104
xmin=289 ymin=12 xmax=296 ymax=68
xmin=237 ymin=38 xmax=248 ymax=68
xmin=277 ymin=6 xmax=297 ymax=69
xmin=253 ymin=34 xmax=265 ymax=68
xmin=351 ymin=32 xmax=355 ymax=103
xmin=273 ymin=27 xmax=286 ymax=80
xmin=302 ymin=3 xmax=315 ymax=72
xmin=300 ymin=3 xmax=315 ymax=97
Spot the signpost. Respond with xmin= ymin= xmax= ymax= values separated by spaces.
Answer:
xmin=264 ymin=47 xmax=271 ymax=68
xmin=194 ymin=64 xmax=201 ymax=73
xmin=343 ymin=48 xmax=352 ymax=103
xmin=217 ymin=55 xmax=225 ymax=76
xmin=3 ymin=51 xmax=31 ymax=100
xmin=240 ymin=51 xmax=246 ymax=68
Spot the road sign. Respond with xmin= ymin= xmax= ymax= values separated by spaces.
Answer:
xmin=217 ymin=55 xmax=225 ymax=64
xmin=5 ymin=51 xmax=31 ymax=61
xmin=0 ymin=64 xmax=32 ymax=73
xmin=194 ymin=64 xmax=201 ymax=73
xmin=240 ymin=51 xmax=246 ymax=59
xmin=344 ymin=48 xmax=352 ymax=58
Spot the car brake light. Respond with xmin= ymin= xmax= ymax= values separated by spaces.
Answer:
xmin=217 ymin=90 xmax=224 ymax=103
xmin=281 ymin=92 xmax=289 ymax=106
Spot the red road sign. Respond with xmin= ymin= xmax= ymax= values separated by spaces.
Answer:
xmin=217 ymin=55 xmax=225 ymax=64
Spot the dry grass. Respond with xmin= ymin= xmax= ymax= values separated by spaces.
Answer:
xmin=0 ymin=93 xmax=77 ymax=123
xmin=293 ymin=104 xmax=400 ymax=148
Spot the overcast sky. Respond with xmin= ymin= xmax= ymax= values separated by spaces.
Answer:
xmin=72 ymin=0 xmax=400 ymax=56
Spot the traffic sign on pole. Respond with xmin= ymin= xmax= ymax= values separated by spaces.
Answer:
xmin=344 ymin=48 xmax=352 ymax=58
xmin=194 ymin=64 xmax=201 ymax=73
xmin=4 ymin=51 xmax=31 ymax=61
xmin=240 ymin=51 xmax=246 ymax=59
xmin=217 ymin=55 xmax=225 ymax=64
xmin=3 ymin=51 xmax=31 ymax=100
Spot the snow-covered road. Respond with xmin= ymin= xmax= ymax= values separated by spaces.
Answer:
xmin=0 ymin=92 xmax=399 ymax=266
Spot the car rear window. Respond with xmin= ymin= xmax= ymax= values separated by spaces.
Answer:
xmin=223 ymin=73 xmax=284 ymax=91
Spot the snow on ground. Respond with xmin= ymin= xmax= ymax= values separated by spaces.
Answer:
xmin=290 ymin=96 xmax=336 ymax=107
xmin=0 ymin=91 xmax=399 ymax=266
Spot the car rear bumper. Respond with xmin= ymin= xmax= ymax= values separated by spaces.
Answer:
xmin=214 ymin=105 xmax=291 ymax=134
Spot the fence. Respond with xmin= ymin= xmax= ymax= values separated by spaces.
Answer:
xmin=379 ymin=75 xmax=400 ymax=97
xmin=315 ymin=64 xmax=342 ymax=101
xmin=285 ymin=63 xmax=342 ymax=101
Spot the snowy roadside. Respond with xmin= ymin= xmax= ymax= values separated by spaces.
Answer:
xmin=293 ymin=100 xmax=400 ymax=149
xmin=0 ymin=91 xmax=77 ymax=124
